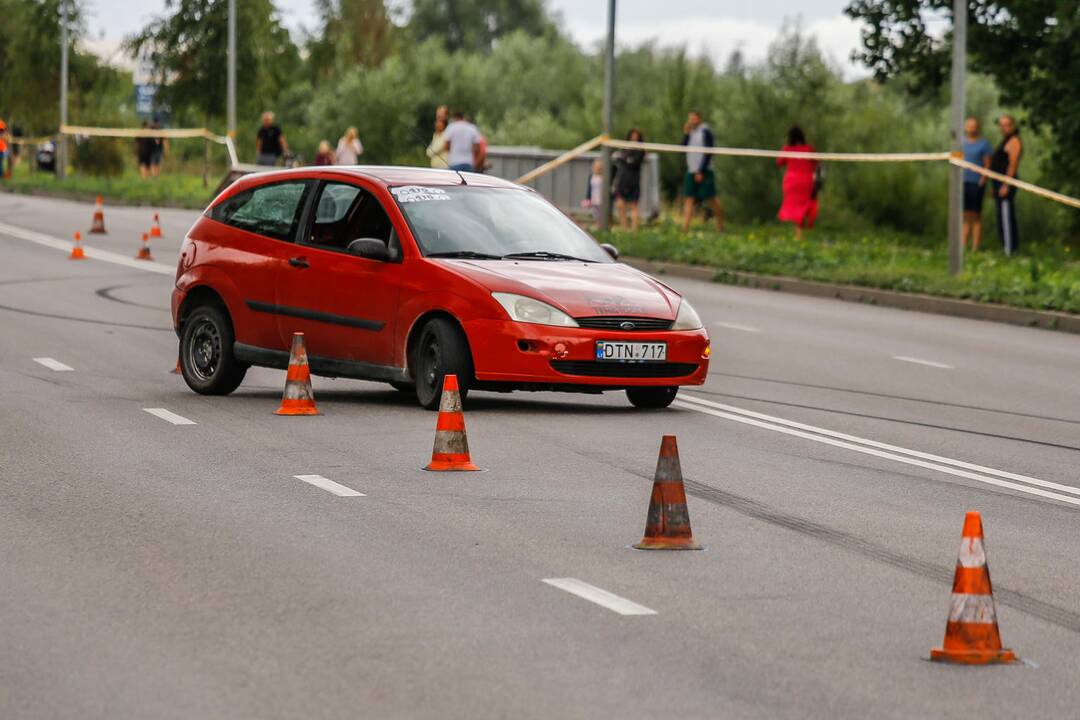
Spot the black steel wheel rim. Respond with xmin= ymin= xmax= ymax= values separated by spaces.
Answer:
xmin=189 ymin=318 xmax=222 ymax=381
xmin=420 ymin=335 xmax=441 ymax=397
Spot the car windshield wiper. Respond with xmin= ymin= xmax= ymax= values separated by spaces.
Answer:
xmin=426 ymin=250 xmax=503 ymax=260
xmin=502 ymin=251 xmax=595 ymax=262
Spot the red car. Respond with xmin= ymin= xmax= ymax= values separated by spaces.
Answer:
xmin=172 ymin=166 xmax=710 ymax=409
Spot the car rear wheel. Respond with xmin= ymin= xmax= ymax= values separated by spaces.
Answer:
xmin=180 ymin=304 xmax=248 ymax=396
xmin=626 ymin=386 xmax=678 ymax=409
xmin=414 ymin=318 xmax=472 ymax=410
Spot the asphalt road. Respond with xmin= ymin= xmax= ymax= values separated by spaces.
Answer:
xmin=2 ymin=191 xmax=1079 ymax=719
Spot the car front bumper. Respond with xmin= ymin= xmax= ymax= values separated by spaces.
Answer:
xmin=462 ymin=318 xmax=710 ymax=387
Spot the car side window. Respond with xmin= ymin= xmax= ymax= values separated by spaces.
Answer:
xmin=212 ymin=181 xmax=310 ymax=241
xmin=305 ymin=182 xmax=399 ymax=260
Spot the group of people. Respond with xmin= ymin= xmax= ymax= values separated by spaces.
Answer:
xmin=254 ymin=111 xmax=364 ymax=168
xmin=135 ymin=118 xmax=166 ymax=179
xmin=592 ymin=107 xmax=1023 ymax=256
xmin=426 ymin=106 xmax=487 ymax=173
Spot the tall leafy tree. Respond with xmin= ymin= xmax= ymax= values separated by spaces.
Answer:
xmin=307 ymin=0 xmax=396 ymax=79
xmin=845 ymin=0 xmax=1080 ymax=203
xmin=406 ymin=0 xmax=554 ymax=53
xmin=126 ymin=0 xmax=299 ymax=126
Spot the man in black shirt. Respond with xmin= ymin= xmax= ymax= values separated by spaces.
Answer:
xmin=991 ymin=115 xmax=1023 ymax=255
xmin=256 ymin=111 xmax=288 ymax=166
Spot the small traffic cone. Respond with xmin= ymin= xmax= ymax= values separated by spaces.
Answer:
xmin=424 ymin=374 xmax=480 ymax=471
xmin=89 ymin=195 xmax=107 ymax=234
xmin=634 ymin=435 xmax=702 ymax=550
xmin=171 ymin=358 xmax=181 ymax=374
xmin=135 ymin=232 xmax=154 ymax=261
xmin=69 ymin=231 xmax=85 ymax=260
xmin=150 ymin=213 xmax=163 ymax=239
xmin=930 ymin=511 xmax=1016 ymax=664
xmin=275 ymin=332 xmax=320 ymax=415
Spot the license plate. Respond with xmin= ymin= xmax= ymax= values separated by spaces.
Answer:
xmin=595 ymin=341 xmax=667 ymax=363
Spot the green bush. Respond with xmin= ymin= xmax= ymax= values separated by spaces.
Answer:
xmin=72 ymin=138 xmax=127 ymax=178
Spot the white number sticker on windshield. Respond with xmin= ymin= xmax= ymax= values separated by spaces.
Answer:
xmin=392 ymin=186 xmax=452 ymax=203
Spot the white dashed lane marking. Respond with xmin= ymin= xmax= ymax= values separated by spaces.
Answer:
xmin=33 ymin=357 xmax=74 ymax=371
xmin=714 ymin=321 xmax=761 ymax=333
xmin=892 ymin=355 xmax=954 ymax=369
xmin=143 ymin=408 xmax=197 ymax=425
xmin=293 ymin=474 xmax=365 ymax=497
xmin=542 ymin=578 xmax=657 ymax=616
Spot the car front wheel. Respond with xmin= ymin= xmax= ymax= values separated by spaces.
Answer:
xmin=413 ymin=318 xmax=472 ymax=410
xmin=626 ymin=386 xmax=678 ymax=409
xmin=180 ymin=304 xmax=248 ymax=396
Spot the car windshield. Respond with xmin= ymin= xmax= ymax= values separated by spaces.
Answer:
xmin=390 ymin=185 xmax=612 ymax=262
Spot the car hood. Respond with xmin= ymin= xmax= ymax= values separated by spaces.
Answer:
xmin=445 ymin=260 xmax=681 ymax=319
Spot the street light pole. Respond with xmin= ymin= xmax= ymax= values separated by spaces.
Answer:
xmin=947 ymin=0 xmax=967 ymax=275
xmin=227 ymin=0 xmax=237 ymax=138
xmin=58 ymin=0 xmax=69 ymax=179
xmin=600 ymin=0 xmax=616 ymax=231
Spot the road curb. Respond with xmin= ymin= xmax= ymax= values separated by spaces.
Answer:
xmin=623 ymin=257 xmax=1080 ymax=335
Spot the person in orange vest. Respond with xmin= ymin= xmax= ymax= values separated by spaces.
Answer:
xmin=0 ymin=119 xmax=9 ymax=180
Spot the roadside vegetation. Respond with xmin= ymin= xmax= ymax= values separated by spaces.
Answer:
xmin=2 ymin=160 xmax=219 ymax=209
xmin=600 ymin=223 xmax=1080 ymax=314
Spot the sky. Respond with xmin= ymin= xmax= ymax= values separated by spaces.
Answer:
xmin=81 ymin=0 xmax=869 ymax=78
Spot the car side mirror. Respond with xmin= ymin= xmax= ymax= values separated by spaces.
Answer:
xmin=347 ymin=237 xmax=390 ymax=262
xmin=600 ymin=243 xmax=619 ymax=260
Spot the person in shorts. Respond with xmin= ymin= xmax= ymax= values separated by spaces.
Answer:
xmin=680 ymin=110 xmax=724 ymax=232
xmin=961 ymin=117 xmax=992 ymax=251
xmin=614 ymin=128 xmax=645 ymax=231
xmin=136 ymin=120 xmax=154 ymax=179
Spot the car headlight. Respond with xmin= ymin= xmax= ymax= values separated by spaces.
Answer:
xmin=672 ymin=300 xmax=703 ymax=330
xmin=492 ymin=292 xmax=579 ymax=327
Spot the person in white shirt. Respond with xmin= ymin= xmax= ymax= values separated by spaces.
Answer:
xmin=335 ymin=127 xmax=363 ymax=165
xmin=442 ymin=110 xmax=482 ymax=172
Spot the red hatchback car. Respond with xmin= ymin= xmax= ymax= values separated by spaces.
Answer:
xmin=172 ymin=166 xmax=710 ymax=409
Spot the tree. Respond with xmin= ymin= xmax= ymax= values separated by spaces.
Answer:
xmin=845 ymin=0 xmax=1080 ymax=203
xmin=406 ymin=0 xmax=555 ymax=53
xmin=126 ymin=0 xmax=299 ymax=126
xmin=307 ymin=0 xmax=396 ymax=79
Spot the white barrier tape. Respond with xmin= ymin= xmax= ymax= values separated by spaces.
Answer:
xmin=60 ymin=125 xmax=229 ymax=144
xmin=6 ymin=136 xmax=57 ymax=145
xmin=603 ymin=138 xmax=950 ymax=163
xmin=515 ymin=135 xmax=608 ymax=185
xmin=949 ymin=156 xmax=1080 ymax=210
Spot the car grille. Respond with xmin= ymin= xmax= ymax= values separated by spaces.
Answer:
xmin=574 ymin=316 xmax=673 ymax=331
xmin=551 ymin=361 xmax=698 ymax=378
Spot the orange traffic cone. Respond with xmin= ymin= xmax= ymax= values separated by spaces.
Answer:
xmin=69 ymin=231 xmax=85 ymax=260
xmin=275 ymin=332 xmax=319 ymax=416
xmin=633 ymin=435 xmax=702 ymax=550
xmin=171 ymin=358 xmax=181 ymax=374
xmin=424 ymin=374 xmax=480 ymax=471
xmin=135 ymin=232 xmax=154 ymax=261
xmin=930 ymin=511 xmax=1016 ymax=664
xmin=150 ymin=213 xmax=163 ymax=239
xmin=89 ymin=195 xmax=107 ymax=234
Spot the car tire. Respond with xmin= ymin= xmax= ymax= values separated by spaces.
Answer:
xmin=180 ymin=303 xmax=248 ymax=396
xmin=626 ymin=386 xmax=678 ymax=409
xmin=413 ymin=318 xmax=472 ymax=410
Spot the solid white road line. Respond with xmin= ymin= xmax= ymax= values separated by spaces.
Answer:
xmin=142 ymin=407 xmax=197 ymax=425
xmin=293 ymin=474 xmax=365 ymax=497
xmin=0 ymin=220 xmax=175 ymax=275
xmin=32 ymin=357 xmax=73 ymax=371
xmin=714 ymin=321 xmax=761 ymax=333
xmin=892 ymin=355 xmax=954 ymax=369
xmin=541 ymin=578 xmax=657 ymax=616
xmin=676 ymin=393 xmax=1080 ymax=508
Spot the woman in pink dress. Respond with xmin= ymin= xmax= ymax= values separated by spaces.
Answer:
xmin=776 ymin=126 xmax=819 ymax=240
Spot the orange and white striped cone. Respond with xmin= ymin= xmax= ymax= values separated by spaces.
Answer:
xmin=275 ymin=332 xmax=320 ymax=416
xmin=89 ymin=195 xmax=107 ymax=234
xmin=150 ymin=213 xmax=163 ymax=239
xmin=424 ymin=374 xmax=481 ymax=471
xmin=633 ymin=435 xmax=702 ymax=550
xmin=135 ymin=232 xmax=154 ymax=261
xmin=171 ymin=358 xmax=181 ymax=374
xmin=930 ymin=511 xmax=1016 ymax=664
xmin=69 ymin=231 xmax=86 ymax=260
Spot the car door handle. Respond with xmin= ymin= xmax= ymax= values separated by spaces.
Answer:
xmin=288 ymin=256 xmax=309 ymax=268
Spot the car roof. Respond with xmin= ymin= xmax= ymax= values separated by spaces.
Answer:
xmin=228 ymin=165 xmax=525 ymax=190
